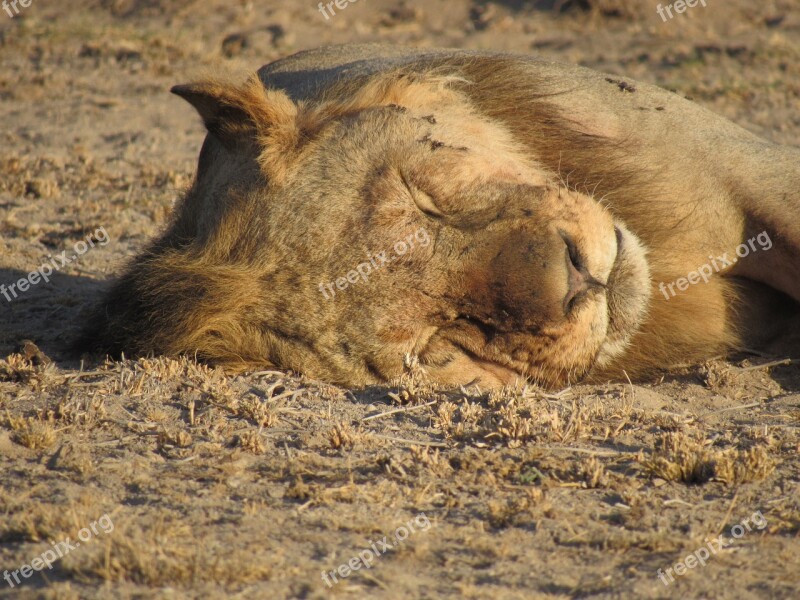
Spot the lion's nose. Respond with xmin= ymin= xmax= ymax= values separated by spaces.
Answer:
xmin=561 ymin=231 xmax=605 ymax=314
xmin=564 ymin=258 xmax=589 ymax=312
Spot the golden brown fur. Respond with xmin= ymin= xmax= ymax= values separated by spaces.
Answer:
xmin=78 ymin=46 xmax=800 ymax=389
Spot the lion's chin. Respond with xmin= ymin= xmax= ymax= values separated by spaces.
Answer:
xmin=592 ymin=222 xmax=652 ymax=370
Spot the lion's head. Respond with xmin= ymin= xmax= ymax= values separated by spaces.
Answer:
xmin=86 ymin=65 xmax=653 ymax=389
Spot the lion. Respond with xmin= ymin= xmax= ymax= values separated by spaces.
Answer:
xmin=78 ymin=44 xmax=800 ymax=389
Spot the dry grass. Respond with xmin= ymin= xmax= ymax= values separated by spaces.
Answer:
xmin=2 ymin=411 xmax=58 ymax=450
xmin=642 ymin=431 xmax=777 ymax=484
xmin=1 ymin=341 xmax=798 ymax=597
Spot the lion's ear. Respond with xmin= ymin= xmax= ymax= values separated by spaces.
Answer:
xmin=171 ymin=81 xmax=257 ymax=150
xmin=171 ymin=78 xmax=300 ymax=177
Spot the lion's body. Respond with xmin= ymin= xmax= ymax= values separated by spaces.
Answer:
xmin=81 ymin=45 xmax=800 ymax=389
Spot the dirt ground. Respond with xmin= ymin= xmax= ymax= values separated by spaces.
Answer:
xmin=1 ymin=1 xmax=799 ymax=598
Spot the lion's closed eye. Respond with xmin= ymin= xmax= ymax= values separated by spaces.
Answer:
xmin=400 ymin=169 xmax=445 ymax=218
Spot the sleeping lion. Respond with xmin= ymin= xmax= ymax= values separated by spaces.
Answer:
xmin=80 ymin=44 xmax=800 ymax=389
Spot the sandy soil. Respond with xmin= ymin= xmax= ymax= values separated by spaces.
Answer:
xmin=1 ymin=1 xmax=799 ymax=598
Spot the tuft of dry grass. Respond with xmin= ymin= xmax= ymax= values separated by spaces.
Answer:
xmin=55 ymin=395 xmax=108 ymax=427
xmin=486 ymin=488 xmax=545 ymax=528
xmin=642 ymin=432 xmax=777 ymax=485
xmin=714 ymin=446 xmax=777 ymax=484
xmin=575 ymin=456 xmax=610 ymax=488
xmin=157 ymin=428 xmax=193 ymax=450
xmin=327 ymin=420 xmax=357 ymax=449
xmin=3 ymin=411 xmax=57 ymax=450
xmin=236 ymin=396 xmax=280 ymax=428
xmin=231 ymin=429 xmax=265 ymax=454
xmin=0 ymin=351 xmax=57 ymax=390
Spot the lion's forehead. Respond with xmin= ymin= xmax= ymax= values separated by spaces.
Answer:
xmin=303 ymin=75 xmax=549 ymax=189
xmin=401 ymin=96 xmax=547 ymax=187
